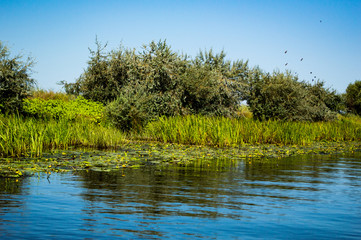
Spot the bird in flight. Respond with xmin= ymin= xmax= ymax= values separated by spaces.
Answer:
xmin=285 ymin=50 xmax=287 ymax=54
xmin=310 ymin=72 xmax=312 ymax=74
xmin=300 ymin=58 xmax=303 ymax=61
xmin=285 ymin=63 xmax=288 ymax=66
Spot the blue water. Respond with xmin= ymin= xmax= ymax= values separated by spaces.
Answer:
xmin=1 ymin=153 xmax=361 ymax=239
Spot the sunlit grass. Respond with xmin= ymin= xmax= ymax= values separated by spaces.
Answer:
xmin=1 ymin=113 xmax=361 ymax=158
xmin=144 ymin=115 xmax=361 ymax=147
xmin=0 ymin=114 xmax=125 ymax=157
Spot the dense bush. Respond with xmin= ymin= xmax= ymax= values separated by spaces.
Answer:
xmin=345 ymin=80 xmax=361 ymax=115
xmin=104 ymin=84 xmax=153 ymax=131
xmin=0 ymin=41 xmax=36 ymax=113
xmin=246 ymin=70 xmax=339 ymax=121
xmin=62 ymin=39 xmax=344 ymax=128
xmin=23 ymin=96 xmax=103 ymax=123
xmin=63 ymin=40 xmax=249 ymax=129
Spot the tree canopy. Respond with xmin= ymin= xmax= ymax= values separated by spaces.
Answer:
xmin=0 ymin=41 xmax=36 ymax=113
xmin=61 ymin=39 xmax=344 ymax=129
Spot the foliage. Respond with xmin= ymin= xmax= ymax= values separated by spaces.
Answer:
xmin=2 ymin=111 xmax=361 ymax=157
xmin=23 ymin=96 xmax=103 ymax=123
xmin=0 ymin=114 xmax=124 ymax=157
xmin=144 ymin=115 xmax=361 ymax=147
xmin=236 ymin=105 xmax=253 ymax=119
xmin=306 ymin=81 xmax=345 ymax=113
xmin=61 ymin=39 xmax=348 ymax=126
xmin=104 ymin=84 xmax=153 ymax=131
xmin=62 ymin=39 xmax=250 ymax=129
xmin=179 ymin=65 xmax=236 ymax=116
xmin=345 ymin=80 xmax=361 ymax=115
xmin=246 ymin=70 xmax=338 ymax=121
xmin=0 ymin=41 xmax=36 ymax=113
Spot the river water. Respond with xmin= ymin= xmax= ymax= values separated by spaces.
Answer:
xmin=1 ymin=152 xmax=361 ymax=239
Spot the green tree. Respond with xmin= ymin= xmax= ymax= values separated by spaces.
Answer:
xmin=246 ymin=70 xmax=337 ymax=121
xmin=104 ymin=83 xmax=153 ymax=131
xmin=345 ymin=80 xmax=361 ymax=115
xmin=179 ymin=65 xmax=235 ymax=116
xmin=65 ymin=39 xmax=253 ymax=130
xmin=0 ymin=41 xmax=36 ymax=113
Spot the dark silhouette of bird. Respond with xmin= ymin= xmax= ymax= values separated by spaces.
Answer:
xmin=314 ymin=76 xmax=316 ymax=78
xmin=285 ymin=50 xmax=287 ymax=54
xmin=285 ymin=63 xmax=288 ymax=66
xmin=320 ymin=20 xmax=322 ymax=23
xmin=312 ymin=79 xmax=314 ymax=81
xmin=300 ymin=58 xmax=303 ymax=61
xmin=310 ymin=72 xmax=312 ymax=74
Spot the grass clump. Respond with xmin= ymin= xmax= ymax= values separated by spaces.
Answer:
xmin=0 ymin=114 xmax=125 ymax=157
xmin=144 ymin=115 xmax=361 ymax=147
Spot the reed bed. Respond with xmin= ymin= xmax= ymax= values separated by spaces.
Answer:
xmin=2 ymin=114 xmax=361 ymax=157
xmin=0 ymin=115 xmax=125 ymax=157
xmin=144 ymin=115 xmax=361 ymax=147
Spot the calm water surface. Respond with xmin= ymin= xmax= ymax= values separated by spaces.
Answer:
xmin=1 ymin=152 xmax=361 ymax=239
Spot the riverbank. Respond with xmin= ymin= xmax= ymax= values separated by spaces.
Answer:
xmin=2 ymin=112 xmax=361 ymax=177
xmin=1 ymin=141 xmax=361 ymax=178
xmin=2 ymin=114 xmax=361 ymax=158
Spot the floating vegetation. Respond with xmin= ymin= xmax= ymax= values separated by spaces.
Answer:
xmin=1 ymin=141 xmax=361 ymax=178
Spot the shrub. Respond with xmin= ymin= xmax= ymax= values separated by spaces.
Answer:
xmin=246 ymin=70 xmax=337 ymax=121
xmin=345 ymin=80 xmax=361 ymax=115
xmin=179 ymin=65 xmax=237 ymax=117
xmin=104 ymin=84 xmax=153 ymax=131
xmin=62 ymin=39 xmax=251 ymax=128
xmin=23 ymin=96 xmax=103 ymax=123
xmin=0 ymin=41 xmax=36 ymax=113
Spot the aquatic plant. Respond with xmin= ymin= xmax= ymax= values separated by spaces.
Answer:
xmin=0 ymin=114 xmax=125 ymax=157
xmin=1 ymin=112 xmax=361 ymax=158
xmin=144 ymin=115 xmax=361 ymax=146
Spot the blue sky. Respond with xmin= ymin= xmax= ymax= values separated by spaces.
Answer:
xmin=1 ymin=0 xmax=360 ymax=93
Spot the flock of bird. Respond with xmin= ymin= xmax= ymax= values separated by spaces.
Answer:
xmin=284 ymin=50 xmax=317 ymax=81
xmin=285 ymin=50 xmax=317 ymax=82
xmin=283 ymin=20 xmax=323 ymax=82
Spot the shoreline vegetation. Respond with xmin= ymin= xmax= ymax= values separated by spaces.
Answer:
xmin=1 ymin=111 xmax=361 ymax=158
xmin=1 ymin=39 xmax=361 ymax=177
xmin=1 ymin=110 xmax=361 ymax=178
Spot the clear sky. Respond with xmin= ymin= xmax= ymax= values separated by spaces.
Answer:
xmin=1 ymin=0 xmax=360 ymax=93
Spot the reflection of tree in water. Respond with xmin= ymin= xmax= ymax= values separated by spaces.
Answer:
xmin=77 ymin=165 xmax=240 ymax=219
xmin=72 ymin=153 xmax=361 ymax=238
xmin=75 ymin=154 xmax=334 ymax=217
xmin=0 ymin=178 xmax=26 ymax=194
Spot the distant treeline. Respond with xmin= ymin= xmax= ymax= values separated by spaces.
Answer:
xmin=1 ymin=39 xmax=361 ymax=131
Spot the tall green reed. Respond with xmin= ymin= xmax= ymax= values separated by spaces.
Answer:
xmin=0 ymin=114 xmax=125 ymax=157
xmin=144 ymin=115 xmax=361 ymax=147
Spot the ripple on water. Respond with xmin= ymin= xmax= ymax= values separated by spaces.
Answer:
xmin=1 ymin=153 xmax=361 ymax=239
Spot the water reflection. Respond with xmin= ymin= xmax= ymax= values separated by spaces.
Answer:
xmin=0 ymin=153 xmax=361 ymax=239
